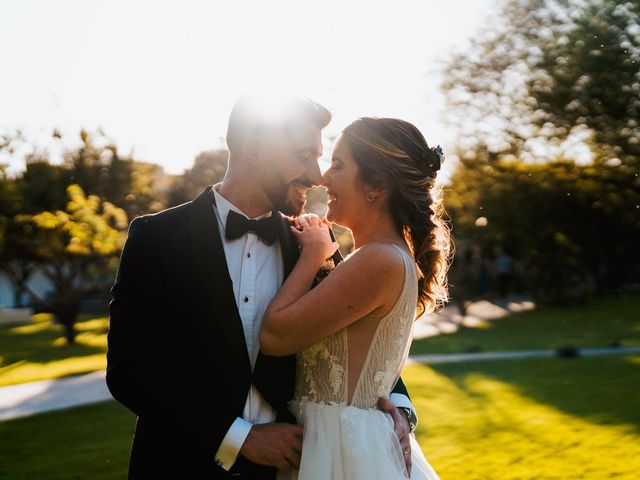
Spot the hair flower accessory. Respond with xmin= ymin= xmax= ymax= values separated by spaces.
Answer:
xmin=433 ymin=145 xmax=443 ymax=161
xmin=422 ymin=144 xmax=443 ymax=174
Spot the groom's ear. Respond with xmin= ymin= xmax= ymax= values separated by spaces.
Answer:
xmin=243 ymin=137 xmax=262 ymax=166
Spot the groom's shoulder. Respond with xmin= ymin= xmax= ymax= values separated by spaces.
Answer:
xmin=127 ymin=186 xmax=213 ymax=241
xmin=129 ymin=200 xmax=193 ymax=233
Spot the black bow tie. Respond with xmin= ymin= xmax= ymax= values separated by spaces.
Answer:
xmin=225 ymin=209 xmax=280 ymax=245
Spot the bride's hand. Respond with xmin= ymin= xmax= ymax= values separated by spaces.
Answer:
xmin=291 ymin=214 xmax=339 ymax=265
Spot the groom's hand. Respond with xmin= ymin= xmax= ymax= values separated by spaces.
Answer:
xmin=378 ymin=397 xmax=412 ymax=476
xmin=239 ymin=423 xmax=304 ymax=471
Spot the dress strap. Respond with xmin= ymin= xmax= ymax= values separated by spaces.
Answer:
xmin=387 ymin=244 xmax=416 ymax=277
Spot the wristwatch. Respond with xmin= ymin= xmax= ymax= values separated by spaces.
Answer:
xmin=398 ymin=407 xmax=418 ymax=434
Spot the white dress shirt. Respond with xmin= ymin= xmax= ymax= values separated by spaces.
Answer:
xmin=212 ymin=185 xmax=415 ymax=470
xmin=212 ymin=186 xmax=283 ymax=470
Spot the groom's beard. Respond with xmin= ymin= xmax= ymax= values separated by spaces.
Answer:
xmin=264 ymin=175 xmax=311 ymax=216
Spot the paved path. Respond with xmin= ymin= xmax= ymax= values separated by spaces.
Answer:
xmin=2 ymin=346 xmax=639 ymax=422
xmin=408 ymin=346 xmax=640 ymax=365
xmin=0 ymin=307 xmax=33 ymax=326
xmin=0 ymin=370 xmax=111 ymax=421
xmin=412 ymin=295 xmax=537 ymax=340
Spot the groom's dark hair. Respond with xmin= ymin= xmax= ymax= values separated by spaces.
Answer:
xmin=226 ymin=95 xmax=331 ymax=155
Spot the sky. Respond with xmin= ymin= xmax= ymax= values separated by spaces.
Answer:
xmin=1 ymin=0 xmax=500 ymax=179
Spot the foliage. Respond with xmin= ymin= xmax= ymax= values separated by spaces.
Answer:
xmin=443 ymin=0 xmax=640 ymax=165
xmin=0 ymin=167 xmax=39 ymax=308
xmin=29 ymin=184 xmax=127 ymax=257
xmin=0 ymin=129 xmax=169 ymax=309
xmin=529 ymin=0 xmax=640 ymax=165
xmin=166 ymin=149 xmax=228 ymax=206
xmin=446 ymin=152 xmax=640 ymax=302
xmin=2 ymin=129 xmax=166 ymax=218
xmin=15 ymin=185 xmax=127 ymax=344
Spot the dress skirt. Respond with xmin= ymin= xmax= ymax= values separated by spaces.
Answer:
xmin=277 ymin=401 xmax=441 ymax=480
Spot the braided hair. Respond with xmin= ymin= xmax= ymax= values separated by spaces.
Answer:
xmin=341 ymin=117 xmax=452 ymax=315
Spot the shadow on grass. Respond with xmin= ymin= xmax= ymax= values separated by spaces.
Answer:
xmin=0 ymin=314 xmax=108 ymax=384
xmin=428 ymin=354 xmax=640 ymax=433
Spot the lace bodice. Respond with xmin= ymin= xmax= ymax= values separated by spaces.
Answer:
xmin=294 ymin=244 xmax=419 ymax=409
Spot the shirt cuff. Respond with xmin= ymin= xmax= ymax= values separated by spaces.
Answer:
xmin=214 ymin=417 xmax=253 ymax=471
xmin=389 ymin=393 xmax=418 ymax=427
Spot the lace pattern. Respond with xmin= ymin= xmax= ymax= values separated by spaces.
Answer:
xmin=294 ymin=244 xmax=418 ymax=409
xmin=295 ymin=325 xmax=348 ymax=403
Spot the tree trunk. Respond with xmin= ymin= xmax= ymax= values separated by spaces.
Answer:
xmin=54 ymin=301 xmax=79 ymax=345
xmin=62 ymin=321 xmax=76 ymax=345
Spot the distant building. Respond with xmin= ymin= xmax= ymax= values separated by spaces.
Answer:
xmin=0 ymin=270 xmax=53 ymax=309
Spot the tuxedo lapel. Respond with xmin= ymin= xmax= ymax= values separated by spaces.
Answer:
xmin=188 ymin=186 xmax=251 ymax=375
xmin=275 ymin=212 xmax=299 ymax=278
xmin=328 ymin=228 xmax=344 ymax=266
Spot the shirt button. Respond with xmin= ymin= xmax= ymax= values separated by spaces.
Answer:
xmin=247 ymin=252 xmax=251 ymax=258
xmin=243 ymin=296 xmax=249 ymax=303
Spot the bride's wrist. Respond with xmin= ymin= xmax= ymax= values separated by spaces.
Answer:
xmin=300 ymin=248 xmax=327 ymax=269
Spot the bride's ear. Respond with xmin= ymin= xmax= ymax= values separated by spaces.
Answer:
xmin=369 ymin=177 xmax=390 ymax=202
xmin=365 ymin=187 xmax=389 ymax=203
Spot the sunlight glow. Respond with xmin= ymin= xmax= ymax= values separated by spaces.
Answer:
xmin=1 ymin=0 xmax=499 ymax=181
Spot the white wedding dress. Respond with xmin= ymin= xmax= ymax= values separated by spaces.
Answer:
xmin=278 ymin=244 xmax=440 ymax=480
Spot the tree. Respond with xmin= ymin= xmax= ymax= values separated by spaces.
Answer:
xmin=529 ymin=0 xmax=640 ymax=166
xmin=166 ymin=149 xmax=228 ymax=206
xmin=440 ymin=0 xmax=640 ymax=304
xmin=18 ymin=184 xmax=127 ymax=343
xmin=443 ymin=0 xmax=640 ymax=166
xmin=0 ymin=161 xmax=42 ymax=308
xmin=6 ymin=128 xmax=166 ymax=217
xmin=62 ymin=129 xmax=166 ymax=218
xmin=446 ymin=151 xmax=640 ymax=303
xmin=1 ymin=128 xmax=167 ymax=319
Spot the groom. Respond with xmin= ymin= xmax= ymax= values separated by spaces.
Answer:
xmin=106 ymin=96 xmax=417 ymax=479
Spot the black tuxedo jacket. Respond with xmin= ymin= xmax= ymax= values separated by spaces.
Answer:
xmin=106 ymin=185 xmax=411 ymax=479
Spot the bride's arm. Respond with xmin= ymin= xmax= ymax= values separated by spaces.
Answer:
xmin=261 ymin=217 xmax=405 ymax=356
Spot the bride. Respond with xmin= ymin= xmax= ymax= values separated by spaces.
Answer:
xmin=260 ymin=117 xmax=451 ymax=479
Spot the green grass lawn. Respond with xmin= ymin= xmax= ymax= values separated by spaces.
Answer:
xmin=0 ymin=401 xmax=133 ymax=480
xmin=0 ymin=313 xmax=108 ymax=387
xmin=408 ymin=355 xmax=640 ymax=479
xmin=2 ymin=354 xmax=638 ymax=479
xmin=410 ymin=292 xmax=640 ymax=355
xmin=1 ymin=293 xmax=638 ymax=387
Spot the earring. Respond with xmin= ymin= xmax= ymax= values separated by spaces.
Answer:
xmin=366 ymin=192 xmax=377 ymax=202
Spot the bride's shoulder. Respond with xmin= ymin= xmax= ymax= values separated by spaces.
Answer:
xmin=341 ymin=242 xmax=408 ymax=279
